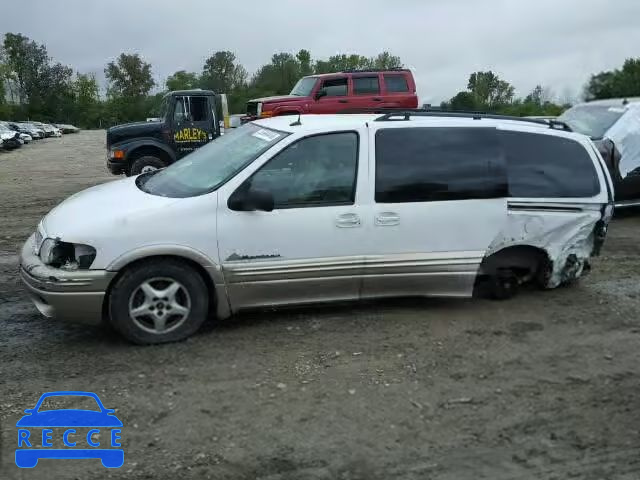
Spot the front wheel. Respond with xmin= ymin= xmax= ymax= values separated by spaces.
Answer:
xmin=129 ymin=156 xmax=166 ymax=176
xmin=108 ymin=259 xmax=209 ymax=344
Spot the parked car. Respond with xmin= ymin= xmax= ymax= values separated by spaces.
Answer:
xmin=20 ymin=112 xmax=613 ymax=344
xmin=18 ymin=123 xmax=45 ymax=139
xmin=6 ymin=122 xmax=37 ymax=140
xmin=559 ymin=98 xmax=640 ymax=207
xmin=54 ymin=123 xmax=80 ymax=134
xmin=0 ymin=123 xmax=22 ymax=149
xmin=31 ymin=122 xmax=60 ymax=137
xmin=0 ymin=122 xmax=31 ymax=144
xmin=244 ymin=68 xmax=418 ymax=121
xmin=106 ymin=89 xmax=226 ymax=176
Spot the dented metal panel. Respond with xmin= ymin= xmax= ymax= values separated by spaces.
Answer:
xmin=487 ymin=203 xmax=604 ymax=288
xmin=606 ymin=105 xmax=640 ymax=179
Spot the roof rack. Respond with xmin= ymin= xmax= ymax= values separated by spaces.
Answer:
xmin=338 ymin=108 xmax=572 ymax=131
xmin=339 ymin=67 xmax=409 ymax=74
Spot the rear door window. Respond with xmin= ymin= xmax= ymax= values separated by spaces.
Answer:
xmin=500 ymin=130 xmax=600 ymax=198
xmin=383 ymin=75 xmax=409 ymax=93
xmin=353 ymin=76 xmax=380 ymax=95
xmin=375 ymin=127 xmax=507 ymax=203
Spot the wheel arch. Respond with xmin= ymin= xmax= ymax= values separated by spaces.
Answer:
xmin=122 ymin=140 xmax=176 ymax=170
xmin=479 ymin=244 xmax=552 ymax=284
xmin=103 ymin=248 xmax=230 ymax=321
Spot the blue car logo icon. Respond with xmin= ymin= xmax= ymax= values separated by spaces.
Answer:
xmin=16 ymin=391 xmax=123 ymax=468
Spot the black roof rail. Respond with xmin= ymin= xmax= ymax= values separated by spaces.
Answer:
xmin=337 ymin=108 xmax=572 ymax=131
xmin=339 ymin=67 xmax=409 ymax=74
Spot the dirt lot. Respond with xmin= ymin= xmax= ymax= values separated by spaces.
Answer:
xmin=1 ymin=131 xmax=639 ymax=480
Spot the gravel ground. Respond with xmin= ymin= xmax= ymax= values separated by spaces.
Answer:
xmin=1 ymin=131 xmax=639 ymax=480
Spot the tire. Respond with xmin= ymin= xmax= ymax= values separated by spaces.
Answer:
xmin=129 ymin=156 xmax=166 ymax=176
xmin=490 ymin=270 xmax=519 ymax=300
xmin=108 ymin=259 xmax=209 ymax=344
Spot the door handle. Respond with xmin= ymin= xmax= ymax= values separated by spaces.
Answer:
xmin=338 ymin=99 xmax=349 ymax=104
xmin=336 ymin=213 xmax=361 ymax=228
xmin=373 ymin=98 xmax=383 ymax=102
xmin=375 ymin=212 xmax=400 ymax=226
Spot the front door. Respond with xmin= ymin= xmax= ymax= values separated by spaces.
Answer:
xmin=216 ymin=129 xmax=368 ymax=310
xmin=362 ymin=125 xmax=508 ymax=298
xmin=172 ymin=95 xmax=214 ymax=158
xmin=310 ymin=76 xmax=350 ymax=114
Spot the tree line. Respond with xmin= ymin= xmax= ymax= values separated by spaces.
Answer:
xmin=1 ymin=32 xmax=639 ymax=128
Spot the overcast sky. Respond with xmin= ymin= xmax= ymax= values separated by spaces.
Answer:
xmin=2 ymin=0 xmax=639 ymax=104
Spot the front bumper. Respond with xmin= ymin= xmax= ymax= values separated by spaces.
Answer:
xmin=19 ymin=235 xmax=116 ymax=325
xmin=107 ymin=158 xmax=127 ymax=175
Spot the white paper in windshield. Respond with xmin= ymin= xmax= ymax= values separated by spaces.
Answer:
xmin=252 ymin=129 xmax=281 ymax=143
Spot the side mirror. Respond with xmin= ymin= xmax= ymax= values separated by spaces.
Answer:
xmin=315 ymin=90 xmax=327 ymax=100
xmin=24 ymin=409 xmax=34 ymax=414
xmin=229 ymin=188 xmax=275 ymax=212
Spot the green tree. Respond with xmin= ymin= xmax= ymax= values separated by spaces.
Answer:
xmin=165 ymin=70 xmax=198 ymax=91
xmin=104 ymin=53 xmax=155 ymax=123
xmin=585 ymin=58 xmax=640 ymax=100
xmin=373 ymin=51 xmax=403 ymax=70
xmin=467 ymin=71 xmax=515 ymax=108
xmin=3 ymin=33 xmax=49 ymax=105
xmin=315 ymin=54 xmax=373 ymax=74
xmin=446 ymin=91 xmax=479 ymax=111
xmin=105 ymin=53 xmax=155 ymax=97
xmin=73 ymin=73 xmax=101 ymax=127
xmin=200 ymin=51 xmax=247 ymax=93
xmin=251 ymin=52 xmax=301 ymax=94
xmin=297 ymin=49 xmax=313 ymax=77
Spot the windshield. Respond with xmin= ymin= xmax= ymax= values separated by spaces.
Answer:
xmin=559 ymin=105 xmax=626 ymax=139
xmin=138 ymin=124 xmax=288 ymax=198
xmin=38 ymin=395 xmax=101 ymax=412
xmin=290 ymin=77 xmax=318 ymax=96
xmin=157 ymin=96 xmax=169 ymax=119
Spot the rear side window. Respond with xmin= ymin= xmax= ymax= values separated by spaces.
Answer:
xmin=384 ymin=75 xmax=409 ymax=93
xmin=353 ymin=76 xmax=380 ymax=95
xmin=501 ymin=131 xmax=600 ymax=198
xmin=375 ymin=127 xmax=507 ymax=203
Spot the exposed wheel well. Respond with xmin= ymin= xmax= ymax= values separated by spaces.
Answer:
xmin=102 ymin=255 xmax=217 ymax=322
xmin=479 ymin=245 xmax=552 ymax=285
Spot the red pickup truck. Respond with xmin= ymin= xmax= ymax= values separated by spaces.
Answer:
xmin=245 ymin=69 xmax=418 ymax=120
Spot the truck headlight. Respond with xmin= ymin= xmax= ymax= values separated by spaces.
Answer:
xmin=39 ymin=238 xmax=96 ymax=270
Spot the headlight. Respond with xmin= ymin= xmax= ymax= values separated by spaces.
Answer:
xmin=39 ymin=238 xmax=96 ymax=270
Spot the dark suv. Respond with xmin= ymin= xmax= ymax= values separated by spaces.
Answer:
xmin=106 ymin=90 xmax=224 ymax=176
xmin=244 ymin=69 xmax=418 ymax=121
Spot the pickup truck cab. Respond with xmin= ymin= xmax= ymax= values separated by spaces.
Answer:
xmin=245 ymin=69 xmax=418 ymax=121
xmin=21 ymin=112 xmax=612 ymax=344
xmin=106 ymin=89 xmax=224 ymax=176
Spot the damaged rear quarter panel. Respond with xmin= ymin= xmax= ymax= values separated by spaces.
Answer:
xmin=486 ymin=205 xmax=604 ymax=288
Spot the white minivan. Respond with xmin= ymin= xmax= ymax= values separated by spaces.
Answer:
xmin=20 ymin=112 xmax=614 ymax=344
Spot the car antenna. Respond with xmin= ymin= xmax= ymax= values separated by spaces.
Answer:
xmin=290 ymin=113 xmax=302 ymax=126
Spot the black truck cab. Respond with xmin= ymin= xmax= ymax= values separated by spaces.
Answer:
xmin=106 ymin=89 xmax=224 ymax=176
